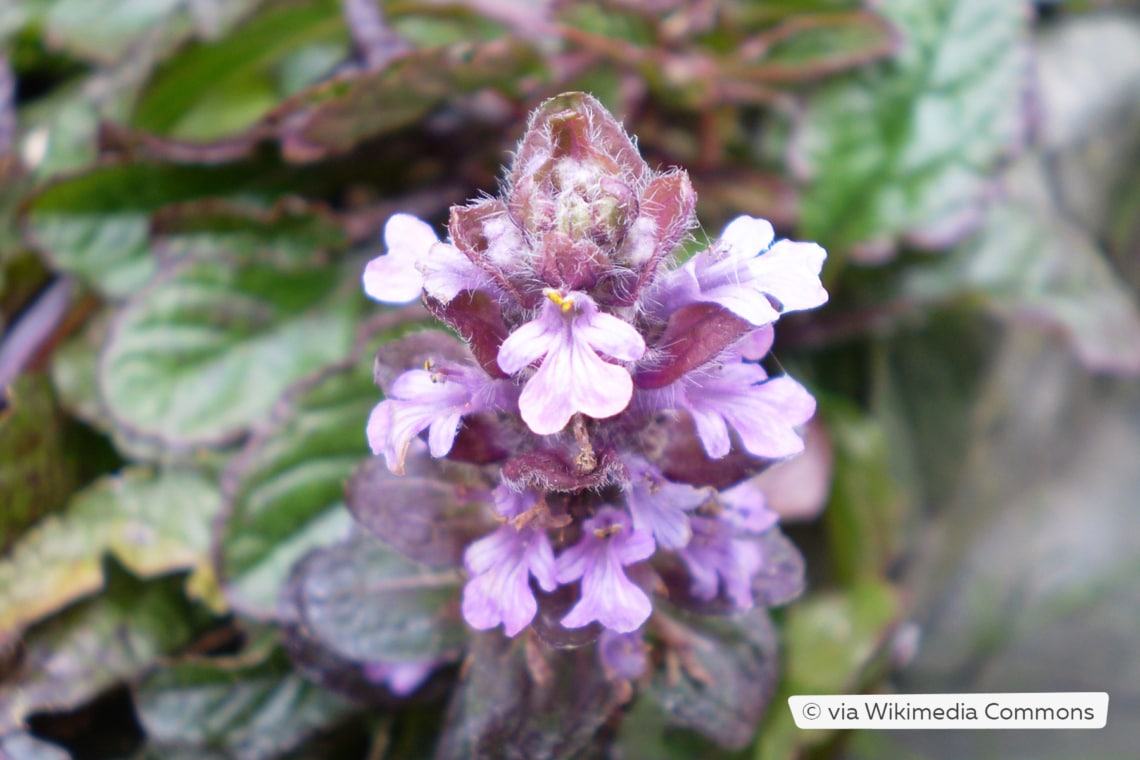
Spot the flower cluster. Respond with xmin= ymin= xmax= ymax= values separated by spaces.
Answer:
xmin=358 ymin=93 xmax=827 ymax=669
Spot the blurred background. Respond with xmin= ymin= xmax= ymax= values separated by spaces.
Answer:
xmin=0 ymin=0 xmax=1137 ymax=758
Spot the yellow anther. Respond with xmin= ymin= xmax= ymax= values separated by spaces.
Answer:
xmin=593 ymin=523 xmax=621 ymax=539
xmin=545 ymin=289 xmax=575 ymax=313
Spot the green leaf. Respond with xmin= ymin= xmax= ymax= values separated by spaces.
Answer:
xmin=611 ymin=697 xmax=733 ymax=760
xmin=755 ymin=581 xmax=898 ymax=759
xmin=99 ymin=255 xmax=359 ymax=448
xmin=0 ymin=373 xmax=77 ymax=549
xmin=131 ymin=0 xmax=348 ymax=141
xmin=16 ymin=71 xmax=125 ymax=180
xmin=278 ymin=40 xmax=541 ymax=162
xmin=794 ymin=0 xmax=1028 ymax=262
xmin=819 ymin=398 xmax=909 ymax=583
xmin=49 ymin=312 xmax=109 ymax=426
xmin=152 ymin=197 xmax=350 ymax=267
xmin=216 ymin=356 xmax=375 ymax=619
xmin=650 ymin=607 xmax=780 ymax=750
xmin=48 ymin=311 xmax=182 ymax=465
xmin=869 ymin=315 xmax=996 ymax=512
xmin=783 ymin=581 xmax=898 ymax=694
xmin=44 ymin=0 xmax=187 ymax=65
xmin=21 ymin=162 xmax=265 ymax=298
xmin=761 ymin=12 xmax=896 ymax=74
xmin=0 ymin=566 xmax=206 ymax=734
xmin=0 ymin=467 xmax=221 ymax=646
xmin=388 ymin=3 xmax=513 ymax=47
xmin=135 ymin=649 xmax=357 ymax=760
xmin=287 ymin=533 xmax=466 ymax=664
xmin=902 ymin=201 xmax=1140 ymax=375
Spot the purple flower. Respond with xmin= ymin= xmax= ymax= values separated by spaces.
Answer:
xmin=418 ymin=239 xmax=491 ymax=304
xmin=497 ymin=290 xmax=646 ymax=435
xmin=351 ymin=94 xmax=827 ymax=684
xmin=555 ymin=508 xmax=654 ymax=633
xmin=362 ymin=214 xmax=438 ymax=304
xmin=718 ymin=479 xmax=780 ymax=534
xmin=622 ymin=456 xmax=708 ymax=550
xmin=670 ymin=355 xmax=816 ymax=460
xmin=678 ymin=516 xmax=764 ymax=610
xmin=659 ymin=215 xmax=828 ymax=326
xmin=362 ymin=658 xmax=438 ymax=696
xmin=597 ymin=629 xmax=648 ymax=680
xmin=677 ymin=481 xmax=779 ymax=610
xmin=492 ymin=483 xmax=539 ymax=520
xmin=461 ymin=524 xmax=557 ymax=637
xmin=739 ymin=325 xmax=775 ymax=361
xmin=367 ymin=363 xmax=512 ymax=474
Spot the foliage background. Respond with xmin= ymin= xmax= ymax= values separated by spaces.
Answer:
xmin=1 ymin=0 xmax=1138 ymax=758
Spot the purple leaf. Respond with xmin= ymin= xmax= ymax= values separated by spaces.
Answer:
xmin=652 ymin=414 xmax=772 ymax=489
xmin=501 ymin=446 xmax=623 ymax=493
xmin=628 ymin=170 xmax=697 ymax=298
xmin=752 ymin=528 xmax=806 ymax=607
xmin=345 ymin=455 xmax=494 ymax=568
xmin=649 ymin=606 xmax=779 ymax=749
xmin=424 ymin=290 xmax=512 ymax=379
xmin=285 ymin=533 xmax=467 ymax=665
xmin=635 ymin=303 xmax=752 ymax=389
xmin=435 ymin=632 xmax=621 ymax=760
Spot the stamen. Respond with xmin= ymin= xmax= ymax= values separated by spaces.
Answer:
xmin=594 ymin=523 xmax=622 ymax=539
xmin=544 ymin=288 xmax=575 ymax=313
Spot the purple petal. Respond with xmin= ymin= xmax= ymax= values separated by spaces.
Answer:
xmin=427 ymin=410 xmax=464 ymax=457
xmin=384 ymin=660 xmax=435 ymax=696
xmin=614 ymin=528 xmax=656 ymax=566
xmin=721 ymin=376 xmax=816 ymax=459
xmin=679 ymin=216 xmax=828 ymax=327
xmin=720 ymin=215 xmax=775 ymax=258
xmin=719 ymin=480 xmax=780 ymax=534
xmin=688 ymin=403 xmax=732 ymax=459
xmin=554 ymin=508 xmax=654 ymax=633
xmin=677 ymin=358 xmax=814 ymax=461
xmin=575 ymin=308 xmax=646 ymax=363
xmin=528 ymin=533 xmax=558 ymax=592
xmin=500 ymin=293 xmax=642 ymax=434
xmin=519 ymin=330 xmax=633 ymax=434
xmin=464 ymin=524 xmax=518 ymax=576
xmin=739 ymin=326 xmax=775 ymax=360
xmin=493 ymin=485 xmax=538 ymax=519
xmin=371 ymin=365 xmax=512 ymax=473
xmin=562 ymin=552 xmax=652 ymax=632
xmin=366 ymin=400 xmax=393 ymax=459
xmin=679 ymin=516 xmax=764 ymax=610
xmin=362 ymin=658 xmax=437 ymax=696
xmin=362 ymin=214 xmax=437 ymax=303
xmin=419 ymin=241 xmax=489 ymax=304
xmin=553 ymin=536 xmax=593 ymax=585
xmin=461 ymin=525 xmax=555 ymax=636
xmin=623 ymin=457 xmax=708 ymax=549
xmin=598 ymin=630 xmax=648 ymax=680
xmin=748 ymin=240 xmax=828 ymax=313
xmin=497 ymin=317 xmax=556 ymax=375
xmin=699 ymin=279 xmax=781 ymax=326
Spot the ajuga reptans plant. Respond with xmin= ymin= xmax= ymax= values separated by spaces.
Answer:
xmin=351 ymin=92 xmax=827 ymax=742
